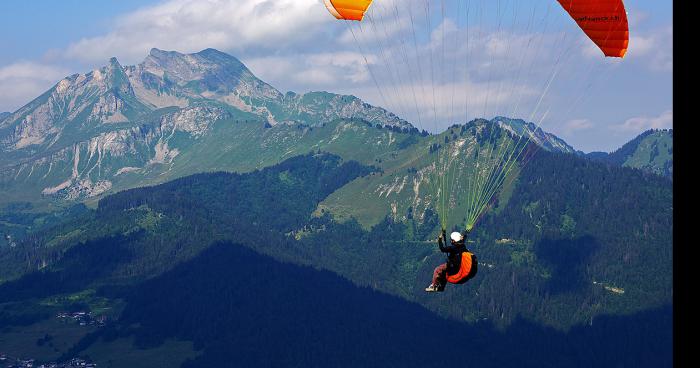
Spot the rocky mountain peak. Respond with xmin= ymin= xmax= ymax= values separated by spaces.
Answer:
xmin=0 ymin=55 xmax=150 ymax=151
xmin=493 ymin=116 xmax=575 ymax=153
xmin=142 ymin=48 xmax=253 ymax=87
xmin=129 ymin=48 xmax=283 ymax=110
xmin=2 ymin=47 xmax=417 ymax=157
xmin=142 ymin=48 xmax=198 ymax=82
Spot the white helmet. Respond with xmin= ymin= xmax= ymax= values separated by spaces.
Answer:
xmin=450 ymin=231 xmax=462 ymax=242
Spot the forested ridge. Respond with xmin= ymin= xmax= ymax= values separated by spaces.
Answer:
xmin=0 ymin=150 xmax=672 ymax=367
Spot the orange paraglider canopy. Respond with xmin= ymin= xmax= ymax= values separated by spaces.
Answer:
xmin=323 ymin=0 xmax=628 ymax=58
xmin=557 ymin=0 xmax=629 ymax=57
xmin=323 ymin=0 xmax=373 ymax=21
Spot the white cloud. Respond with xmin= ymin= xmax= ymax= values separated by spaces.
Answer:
xmin=63 ymin=0 xmax=333 ymax=64
xmin=247 ymin=46 xmax=540 ymax=130
xmin=574 ymin=15 xmax=672 ymax=73
xmin=627 ymin=26 xmax=673 ymax=71
xmin=243 ymin=56 xmax=297 ymax=84
xmin=577 ymin=10 xmax=672 ymax=73
xmin=1 ymin=0 xmax=672 ymax=146
xmin=244 ymin=51 xmax=370 ymax=91
xmin=0 ymin=62 xmax=69 ymax=112
xmin=0 ymin=62 xmax=68 ymax=81
xmin=247 ymin=2 xmax=620 ymax=130
xmin=304 ymin=52 xmax=371 ymax=83
xmin=615 ymin=110 xmax=673 ymax=133
xmin=561 ymin=119 xmax=594 ymax=134
xmin=340 ymin=0 xmax=410 ymax=45
xmin=55 ymin=0 xmax=617 ymax=114
xmin=626 ymin=9 xmax=650 ymax=28
xmin=333 ymin=77 xmax=539 ymax=130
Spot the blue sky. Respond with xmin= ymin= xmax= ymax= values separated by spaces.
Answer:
xmin=0 ymin=0 xmax=672 ymax=152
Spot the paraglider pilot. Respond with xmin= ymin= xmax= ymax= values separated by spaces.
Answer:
xmin=425 ymin=229 xmax=475 ymax=292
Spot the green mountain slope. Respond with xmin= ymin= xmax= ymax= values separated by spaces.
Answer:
xmin=0 ymin=49 xmax=418 ymax=209
xmin=0 ymin=47 xmax=672 ymax=368
xmin=587 ymin=129 xmax=673 ymax=178
xmin=0 ymin=239 xmax=671 ymax=368
xmin=0 ymin=110 xmax=569 ymax=231
xmin=1 ymin=151 xmax=672 ymax=332
xmin=0 ymin=58 xmax=152 ymax=162
xmin=0 ymin=48 xmax=584 ymax=244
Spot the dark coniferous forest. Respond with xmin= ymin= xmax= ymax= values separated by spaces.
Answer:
xmin=0 ymin=150 xmax=672 ymax=367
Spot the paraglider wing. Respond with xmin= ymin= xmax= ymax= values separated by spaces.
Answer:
xmin=557 ymin=0 xmax=629 ymax=57
xmin=321 ymin=0 xmax=631 ymax=235
xmin=323 ymin=0 xmax=374 ymax=21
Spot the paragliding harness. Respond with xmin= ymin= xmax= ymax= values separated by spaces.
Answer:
xmin=446 ymin=251 xmax=477 ymax=284
xmin=442 ymin=230 xmax=478 ymax=284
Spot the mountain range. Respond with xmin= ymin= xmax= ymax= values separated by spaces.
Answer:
xmin=0 ymin=151 xmax=672 ymax=367
xmin=587 ymin=129 xmax=673 ymax=178
xmin=0 ymin=48 xmax=413 ymax=203
xmin=0 ymin=48 xmax=673 ymax=367
xmin=0 ymin=48 xmax=670 ymax=214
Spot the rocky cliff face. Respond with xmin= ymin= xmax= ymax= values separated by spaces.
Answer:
xmin=1 ymin=48 xmax=409 ymax=158
xmin=0 ymin=58 xmax=150 ymax=152
xmin=124 ymin=48 xmax=410 ymax=129
xmin=278 ymin=91 xmax=407 ymax=128
xmin=494 ymin=117 xmax=576 ymax=154
xmin=125 ymin=48 xmax=283 ymax=109
xmin=0 ymin=48 xmax=573 ymax=204
xmin=4 ymin=105 xmax=233 ymax=201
